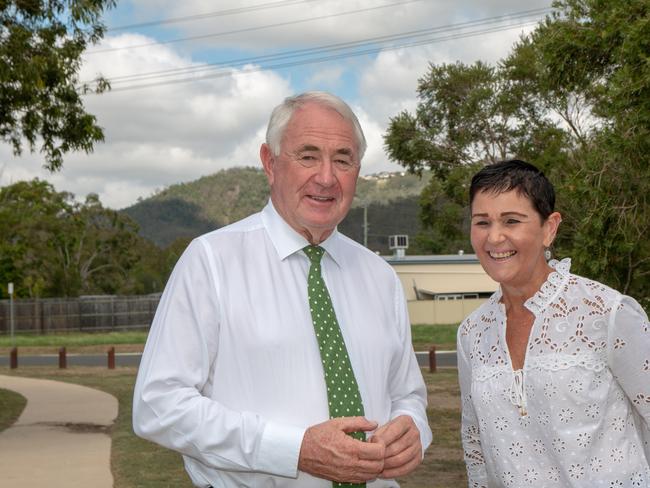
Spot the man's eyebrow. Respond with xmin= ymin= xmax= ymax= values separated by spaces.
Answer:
xmin=297 ymin=145 xmax=353 ymax=154
xmin=298 ymin=144 xmax=320 ymax=152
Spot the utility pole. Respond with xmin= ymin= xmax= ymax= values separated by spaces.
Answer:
xmin=363 ymin=205 xmax=368 ymax=248
xmin=8 ymin=282 xmax=15 ymax=347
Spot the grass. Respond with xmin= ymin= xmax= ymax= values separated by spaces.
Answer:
xmin=0 ymin=331 xmax=149 ymax=354
xmin=0 ymin=326 xmax=458 ymax=353
xmin=411 ymin=324 xmax=458 ymax=351
xmin=0 ymin=367 xmax=466 ymax=488
xmin=0 ymin=387 xmax=27 ymax=433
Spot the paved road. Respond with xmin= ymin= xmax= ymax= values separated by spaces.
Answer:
xmin=0 ymin=350 xmax=457 ymax=368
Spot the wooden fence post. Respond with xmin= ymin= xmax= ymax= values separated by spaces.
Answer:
xmin=107 ymin=347 xmax=115 ymax=369
xmin=428 ymin=345 xmax=437 ymax=373
xmin=58 ymin=347 xmax=67 ymax=369
xmin=10 ymin=347 xmax=18 ymax=369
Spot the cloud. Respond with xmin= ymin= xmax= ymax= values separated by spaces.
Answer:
xmin=1 ymin=33 xmax=292 ymax=209
xmin=1 ymin=0 xmax=553 ymax=209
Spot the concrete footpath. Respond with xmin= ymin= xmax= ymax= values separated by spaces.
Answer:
xmin=0 ymin=374 xmax=118 ymax=487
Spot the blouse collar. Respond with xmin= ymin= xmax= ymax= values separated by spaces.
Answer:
xmin=489 ymin=258 xmax=572 ymax=315
xmin=524 ymin=258 xmax=572 ymax=315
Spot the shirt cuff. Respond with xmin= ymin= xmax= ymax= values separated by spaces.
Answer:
xmin=256 ymin=421 xmax=306 ymax=478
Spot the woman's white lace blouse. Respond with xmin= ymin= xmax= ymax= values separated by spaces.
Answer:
xmin=457 ymin=258 xmax=650 ymax=487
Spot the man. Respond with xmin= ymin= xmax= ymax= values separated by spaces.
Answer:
xmin=133 ymin=91 xmax=432 ymax=487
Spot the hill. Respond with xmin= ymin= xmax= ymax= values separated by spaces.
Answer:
xmin=122 ymin=166 xmax=431 ymax=252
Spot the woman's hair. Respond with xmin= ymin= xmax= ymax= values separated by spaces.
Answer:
xmin=265 ymin=91 xmax=367 ymax=160
xmin=469 ymin=159 xmax=555 ymax=219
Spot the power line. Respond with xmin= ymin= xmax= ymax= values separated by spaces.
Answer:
xmin=107 ymin=0 xmax=320 ymax=31
xmin=82 ymin=7 xmax=550 ymax=89
xmin=88 ymin=0 xmax=425 ymax=54
xmin=92 ymin=17 xmax=542 ymax=93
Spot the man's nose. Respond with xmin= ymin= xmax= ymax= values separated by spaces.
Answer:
xmin=313 ymin=159 xmax=336 ymax=186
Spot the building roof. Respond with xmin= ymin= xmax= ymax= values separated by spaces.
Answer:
xmin=383 ymin=253 xmax=480 ymax=265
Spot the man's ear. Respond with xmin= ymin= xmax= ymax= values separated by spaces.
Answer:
xmin=260 ymin=143 xmax=275 ymax=185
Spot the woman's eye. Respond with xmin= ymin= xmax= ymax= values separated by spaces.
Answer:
xmin=473 ymin=221 xmax=489 ymax=226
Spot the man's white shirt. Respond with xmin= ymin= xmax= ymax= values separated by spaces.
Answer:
xmin=133 ymin=201 xmax=432 ymax=487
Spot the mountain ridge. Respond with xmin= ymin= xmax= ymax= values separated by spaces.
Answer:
xmin=122 ymin=166 xmax=430 ymax=252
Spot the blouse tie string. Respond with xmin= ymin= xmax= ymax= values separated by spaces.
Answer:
xmin=510 ymin=369 xmax=528 ymax=417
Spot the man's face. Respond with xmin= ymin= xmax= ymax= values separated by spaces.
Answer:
xmin=261 ymin=102 xmax=360 ymax=244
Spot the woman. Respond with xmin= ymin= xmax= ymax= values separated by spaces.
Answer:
xmin=457 ymin=159 xmax=650 ymax=487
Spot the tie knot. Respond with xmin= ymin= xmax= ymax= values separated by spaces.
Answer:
xmin=303 ymin=245 xmax=324 ymax=264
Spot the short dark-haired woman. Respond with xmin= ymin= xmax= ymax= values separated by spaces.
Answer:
xmin=457 ymin=159 xmax=650 ymax=487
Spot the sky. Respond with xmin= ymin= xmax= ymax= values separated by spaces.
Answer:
xmin=0 ymin=0 xmax=553 ymax=209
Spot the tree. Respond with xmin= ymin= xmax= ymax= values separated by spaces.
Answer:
xmin=49 ymin=193 xmax=142 ymax=296
xmin=0 ymin=179 xmax=145 ymax=297
xmin=384 ymin=0 xmax=650 ymax=304
xmin=384 ymin=60 xmax=571 ymax=254
xmin=0 ymin=179 xmax=73 ymax=297
xmin=506 ymin=0 xmax=650 ymax=305
xmin=0 ymin=0 xmax=116 ymax=171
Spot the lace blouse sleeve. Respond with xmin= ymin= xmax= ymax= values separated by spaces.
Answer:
xmin=457 ymin=324 xmax=488 ymax=488
xmin=607 ymin=295 xmax=650 ymax=453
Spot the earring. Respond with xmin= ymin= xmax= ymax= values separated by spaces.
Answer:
xmin=544 ymin=248 xmax=552 ymax=261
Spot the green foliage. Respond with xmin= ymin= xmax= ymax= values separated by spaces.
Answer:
xmin=123 ymin=167 xmax=269 ymax=247
xmin=524 ymin=0 xmax=650 ymax=304
xmin=1 ymin=169 xmax=434 ymax=299
xmin=384 ymin=58 xmax=573 ymax=255
xmin=0 ymin=0 xmax=115 ymax=171
xmin=384 ymin=0 xmax=650 ymax=304
xmin=123 ymin=167 xmax=431 ymax=250
xmin=0 ymin=179 xmax=144 ymax=297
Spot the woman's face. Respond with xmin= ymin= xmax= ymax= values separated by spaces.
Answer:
xmin=470 ymin=189 xmax=561 ymax=293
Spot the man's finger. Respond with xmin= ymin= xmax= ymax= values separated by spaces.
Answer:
xmin=380 ymin=452 xmax=422 ymax=479
xmin=336 ymin=416 xmax=378 ymax=434
xmin=383 ymin=440 xmax=421 ymax=469
xmin=382 ymin=424 xmax=419 ymax=457
xmin=356 ymin=440 xmax=386 ymax=461
xmin=371 ymin=416 xmax=412 ymax=445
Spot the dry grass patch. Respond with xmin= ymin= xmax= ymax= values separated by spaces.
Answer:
xmin=2 ymin=366 xmax=466 ymax=487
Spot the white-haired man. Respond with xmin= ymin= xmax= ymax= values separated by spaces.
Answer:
xmin=133 ymin=92 xmax=432 ymax=487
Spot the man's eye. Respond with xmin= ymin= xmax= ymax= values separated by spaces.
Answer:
xmin=506 ymin=219 xmax=521 ymax=224
xmin=473 ymin=221 xmax=489 ymax=226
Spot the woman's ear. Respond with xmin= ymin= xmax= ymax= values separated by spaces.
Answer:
xmin=543 ymin=211 xmax=562 ymax=247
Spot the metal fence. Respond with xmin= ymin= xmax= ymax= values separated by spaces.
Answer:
xmin=0 ymin=294 xmax=161 ymax=334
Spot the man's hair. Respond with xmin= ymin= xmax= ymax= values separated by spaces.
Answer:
xmin=469 ymin=159 xmax=556 ymax=219
xmin=265 ymin=91 xmax=367 ymax=160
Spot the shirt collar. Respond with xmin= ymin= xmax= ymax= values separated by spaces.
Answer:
xmin=261 ymin=200 xmax=343 ymax=266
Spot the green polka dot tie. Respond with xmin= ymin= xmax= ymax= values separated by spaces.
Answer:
xmin=304 ymin=245 xmax=365 ymax=488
